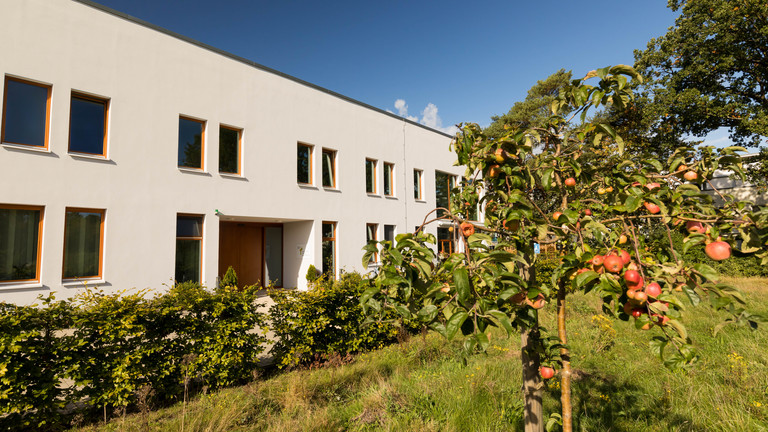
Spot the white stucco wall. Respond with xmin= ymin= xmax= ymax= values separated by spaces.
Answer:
xmin=0 ymin=0 xmax=463 ymax=304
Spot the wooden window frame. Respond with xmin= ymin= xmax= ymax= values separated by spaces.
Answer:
xmin=322 ymin=148 xmax=337 ymax=188
xmin=178 ymin=115 xmax=206 ymax=170
xmin=176 ymin=213 xmax=204 ymax=283
xmin=366 ymin=223 xmax=378 ymax=261
xmin=218 ymin=124 xmax=242 ymax=175
xmin=414 ymin=169 xmax=423 ymax=200
xmin=1 ymin=76 xmax=52 ymax=149
xmin=0 ymin=204 xmax=44 ymax=284
xmin=62 ymin=207 xmax=105 ymax=281
xmin=322 ymin=221 xmax=336 ymax=278
xmin=68 ymin=91 xmax=109 ymax=157
xmin=297 ymin=142 xmax=314 ymax=185
xmin=383 ymin=162 xmax=395 ymax=197
xmin=365 ymin=158 xmax=377 ymax=194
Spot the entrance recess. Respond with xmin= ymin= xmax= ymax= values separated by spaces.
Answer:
xmin=219 ymin=221 xmax=283 ymax=287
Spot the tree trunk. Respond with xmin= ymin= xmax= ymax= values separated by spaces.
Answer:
xmin=557 ymin=283 xmax=572 ymax=432
xmin=521 ymin=327 xmax=544 ymax=432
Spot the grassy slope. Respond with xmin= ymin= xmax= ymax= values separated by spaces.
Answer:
xmin=74 ymin=278 xmax=768 ymax=432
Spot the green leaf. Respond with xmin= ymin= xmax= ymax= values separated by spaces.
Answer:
xmin=573 ymin=270 xmax=599 ymax=290
xmin=445 ymin=311 xmax=469 ymax=339
xmin=666 ymin=319 xmax=688 ymax=340
xmin=454 ymin=268 xmax=471 ymax=304
xmin=488 ymin=310 xmax=514 ymax=336
xmin=649 ymin=336 xmax=668 ymax=358
xmin=692 ymin=263 xmax=719 ymax=281
xmin=541 ymin=168 xmax=554 ymax=190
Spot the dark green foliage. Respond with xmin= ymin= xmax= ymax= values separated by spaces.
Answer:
xmin=220 ymin=265 xmax=238 ymax=289
xmin=0 ymin=283 xmax=267 ymax=430
xmin=269 ymin=272 xmax=400 ymax=369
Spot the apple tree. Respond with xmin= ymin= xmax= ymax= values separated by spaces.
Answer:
xmin=361 ymin=65 xmax=767 ymax=432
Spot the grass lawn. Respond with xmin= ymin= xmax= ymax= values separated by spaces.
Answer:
xmin=72 ymin=277 xmax=768 ymax=432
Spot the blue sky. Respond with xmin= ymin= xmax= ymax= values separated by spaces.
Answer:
xmin=91 ymin=0 xmax=680 ymax=134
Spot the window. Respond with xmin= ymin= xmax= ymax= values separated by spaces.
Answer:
xmin=384 ymin=225 xmax=395 ymax=243
xmin=69 ymin=92 xmax=108 ymax=156
xmin=297 ymin=143 xmax=313 ymax=184
xmin=175 ymin=215 xmax=203 ymax=283
xmin=63 ymin=208 xmax=104 ymax=279
xmin=435 ymin=171 xmax=456 ymax=217
xmin=0 ymin=205 xmax=43 ymax=283
xmin=365 ymin=158 xmax=377 ymax=194
xmin=2 ymin=76 xmax=51 ymax=148
xmin=322 ymin=149 xmax=336 ymax=188
xmin=219 ymin=125 xmax=241 ymax=174
xmin=366 ymin=223 xmax=378 ymax=261
xmin=414 ymin=169 xmax=423 ymax=200
xmin=384 ymin=162 xmax=394 ymax=196
xmin=178 ymin=116 xmax=205 ymax=169
xmin=437 ymin=227 xmax=454 ymax=256
xmin=322 ymin=221 xmax=336 ymax=278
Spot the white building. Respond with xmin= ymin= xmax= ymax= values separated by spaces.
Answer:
xmin=0 ymin=0 xmax=463 ymax=304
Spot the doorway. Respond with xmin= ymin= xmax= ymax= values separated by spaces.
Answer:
xmin=219 ymin=221 xmax=283 ymax=287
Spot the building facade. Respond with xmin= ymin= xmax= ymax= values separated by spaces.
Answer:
xmin=0 ymin=0 xmax=463 ymax=304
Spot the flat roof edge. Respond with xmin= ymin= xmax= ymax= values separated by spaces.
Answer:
xmin=71 ymin=0 xmax=454 ymax=139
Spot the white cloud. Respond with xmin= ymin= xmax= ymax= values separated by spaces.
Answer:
xmin=391 ymin=99 xmax=456 ymax=134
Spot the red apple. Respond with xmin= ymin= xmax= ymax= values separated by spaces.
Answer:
xmin=527 ymin=294 xmax=546 ymax=309
xmin=644 ymin=282 xmax=662 ymax=298
xmin=488 ymin=164 xmax=501 ymax=178
xmin=494 ymin=148 xmax=506 ymax=163
xmin=646 ymin=182 xmax=661 ymax=191
xmin=460 ymin=222 xmax=475 ymax=237
xmin=591 ymin=255 xmax=604 ymax=266
xmin=631 ymin=308 xmax=644 ymax=318
xmin=686 ymin=221 xmax=704 ymax=233
xmin=705 ymin=241 xmax=731 ymax=261
xmin=633 ymin=291 xmax=648 ymax=305
xmin=540 ymin=366 xmax=555 ymax=380
xmin=564 ymin=177 xmax=576 ymax=187
xmin=644 ymin=202 xmax=661 ymax=214
xmin=583 ymin=209 xmax=593 ymax=216
xmin=624 ymin=270 xmax=642 ymax=285
xmin=552 ymin=211 xmax=563 ymax=222
xmin=684 ymin=171 xmax=698 ymax=181
xmin=617 ymin=249 xmax=631 ymax=266
xmin=603 ymin=255 xmax=624 ymax=273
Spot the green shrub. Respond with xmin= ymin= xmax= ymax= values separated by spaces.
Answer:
xmin=0 ymin=296 xmax=74 ymax=430
xmin=220 ymin=265 xmax=239 ymax=289
xmin=305 ymin=264 xmax=320 ymax=284
xmin=0 ymin=282 xmax=268 ymax=429
xmin=269 ymin=272 xmax=399 ymax=369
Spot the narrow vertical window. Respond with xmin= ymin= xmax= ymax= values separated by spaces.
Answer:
xmin=435 ymin=171 xmax=456 ymax=217
xmin=69 ymin=93 xmax=108 ymax=156
xmin=63 ymin=208 xmax=105 ymax=279
xmin=219 ymin=125 xmax=241 ymax=175
xmin=322 ymin=149 xmax=336 ymax=188
xmin=414 ymin=169 xmax=423 ymax=200
xmin=437 ymin=227 xmax=454 ymax=255
xmin=0 ymin=205 xmax=43 ymax=282
xmin=384 ymin=225 xmax=395 ymax=243
xmin=366 ymin=223 xmax=378 ymax=261
xmin=321 ymin=221 xmax=336 ymax=278
xmin=175 ymin=215 xmax=203 ymax=283
xmin=2 ymin=77 xmax=51 ymax=148
xmin=297 ymin=143 xmax=313 ymax=184
xmin=384 ymin=162 xmax=394 ymax=196
xmin=365 ymin=159 xmax=377 ymax=194
xmin=178 ymin=116 xmax=205 ymax=169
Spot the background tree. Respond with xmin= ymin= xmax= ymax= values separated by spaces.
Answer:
xmin=635 ymin=0 xmax=768 ymax=183
xmin=363 ymin=65 xmax=766 ymax=432
xmin=485 ymin=69 xmax=572 ymax=139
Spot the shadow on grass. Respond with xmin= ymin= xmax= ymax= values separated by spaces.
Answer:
xmin=546 ymin=370 xmax=705 ymax=431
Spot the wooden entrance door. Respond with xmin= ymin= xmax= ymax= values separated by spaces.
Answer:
xmin=219 ymin=222 xmax=263 ymax=287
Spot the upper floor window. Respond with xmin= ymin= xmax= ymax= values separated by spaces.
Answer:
xmin=322 ymin=148 xmax=336 ymax=188
xmin=219 ymin=125 xmax=241 ymax=175
xmin=63 ymin=208 xmax=105 ymax=280
xmin=0 ymin=204 xmax=44 ymax=283
xmin=365 ymin=159 xmax=377 ymax=194
xmin=178 ymin=116 xmax=205 ymax=170
xmin=2 ymin=76 xmax=51 ymax=149
xmin=414 ymin=169 xmax=423 ymax=200
xmin=384 ymin=162 xmax=394 ymax=196
xmin=69 ymin=92 xmax=109 ymax=156
xmin=297 ymin=143 xmax=313 ymax=184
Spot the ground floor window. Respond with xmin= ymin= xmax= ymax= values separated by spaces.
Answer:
xmin=322 ymin=221 xmax=336 ymax=278
xmin=63 ymin=208 xmax=104 ymax=279
xmin=176 ymin=214 xmax=203 ymax=283
xmin=366 ymin=223 xmax=378 ymax=261
xmin=0 ymin=204 xmax=43 ymax=282
xmin=384 ymin=224 xmax=395 ymax=243
xmin=437 ymin=227 xmax=454 ymax=256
